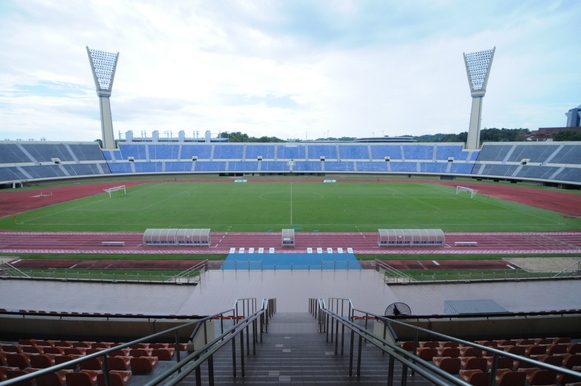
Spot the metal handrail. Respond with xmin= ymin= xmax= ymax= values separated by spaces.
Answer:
xmin=146 ymin=298 xmax=276 ymax=385
xmin=351 ymin=306 xmax=581 ymax=386
xmin=310 ymin=298 xmax=469 ymax=385
xmin=0 ymin=308 xmax=235 ymax=386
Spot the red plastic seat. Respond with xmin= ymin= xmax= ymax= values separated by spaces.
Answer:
xmin=73 ymin=341 xmax=94 ymax=348
xmin=437 ymin=347 xmax=460 ymax=358
xmin=484 ymin=355 xmax=513 ymax=369
xmin=92 ymin=342 xmax=112 ymax=349
xmin=152 ymin=348 xmax=175 ymax=361
xmin=34 ymin=341 xmax=54 ymax=348
xmin=398 ymin=341 xmax=415 ymax=351
xmin=51 ymin=341 xmax=72 ymax=348
xmin=495 ymin=369 xmax=526 ymax=386
xmin=416 ymin=347 xmax=437 ymax=361
xmin=129 ymin=348 xmax=153 ymax=357
xmin=525 ymin=344 xmax=547 ymax=356
xmin=546 ymin=343 xmax=568 ymax=355
xmin=36 ymin=369 xmax=73 ymax=386
xmin=21 ymin=345 xmax=44 ymax=354
xmin=30 ymin=354 xmax=56 ymax=368
xmin=563 ymin=354 xmax=581 ymax=369
xmin=107 ymin=348 xmax=130 ymax=357
xmin=0 ymin=366 xmax=19 ymax=381
xmin=130 ymin=343 xmax=150 ymax=349
xmin=568 ymin=343 xmax=581 ymax=355
xmin=42 ymin=347 xmax=64 ymax=355
xmin=419 ymin=341 xmax=439 ymax=348
xmin=66 ymin=370 xmax=100 ymax=386
xmin=5 ymin=353 xmax=31 ymax=369
xmin=518 ymin=368 xmax=557 ymax=385
xmin=0 ymin=345 xmax=22 ymax=353
xmin=130 ymin=356 xmax=159 ymax=374
xmin=97 ymin=370 xmax=132 ymax=386
xmin=6 ymin=368 xmax=37 ymax=386
xmin=459 ymin=369 xmax=490 ymax=386
xmin=503 ymin=345 xmax=526 ymax=355
xmin=460 ymin=356 xmax=487 ymax=371
xmin=108 ymin=356 xmax=131 ymax=370
xmin=459 ymin=347 xmax=482 ymax=357
xmin=80 ymin=356 xmax=103 ymax=370
xmin=535 ymin=354 xmax=563 ymax=367
xmin=54 ymin=354 xmax=82 ymax=370
xmin=439 ymin=341 xmax=459 ymax=348
xmin=149 ymin=343 xmax=170 ymax=349
xmin=432 ymin=356 xmax=461 ymax=374
xmin=64 ymin=347 xmax=87 ymax=355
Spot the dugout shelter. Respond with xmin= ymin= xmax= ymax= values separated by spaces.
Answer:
xmin=378 ymin=229 xmax=445 ymax=247
xmin=143 ymin=228 xmax=211 ymax=246
xmin=281 ymin=229 xmax=295 ymax=247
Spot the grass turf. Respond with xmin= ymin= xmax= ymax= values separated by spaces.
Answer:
xmin=2 ymin=181 xmax=579 ymax=232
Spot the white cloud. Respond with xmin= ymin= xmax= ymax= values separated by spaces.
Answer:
xmin=0 ymin=0 xmax=579 ymax=142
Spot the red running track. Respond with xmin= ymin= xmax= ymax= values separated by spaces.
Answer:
xmin=1 ymin=230 xmax=580 ymax=255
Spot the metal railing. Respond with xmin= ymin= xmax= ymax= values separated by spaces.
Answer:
xmin=220 ymin=259 xmax=361 ymax=271
xmin=310 ymin=297 xmax=468 ymax=385
xmin=375 ymin=259 xmax=581 ymax=283
xmin=168 ymin=260 xmax=209 ymax=283
xmin=0 ymin=298 xmax=276 ymax=386
xmin=0 ymin=261 xmax=30 ymax=278
xmin=1 ymin=261 xmax=209 ymax=284
xmin=0 ymin=309 xmax=231 ymax=386
xmin=553 ymin=259 xmax=581 ymax=278
xmin=310 ymin=297 xmax=581 ymax=386
xmin=146 ymin=297 xmax=276 ymax=385
xmin=375 ymin=260 xmax=414 ymax=282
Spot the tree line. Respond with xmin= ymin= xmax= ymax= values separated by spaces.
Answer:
xmin=217 ymin=128 xmax=580 ymax=143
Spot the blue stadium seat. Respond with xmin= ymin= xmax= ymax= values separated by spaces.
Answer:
xmin=213 ymin=145 xmax=244 ymax=159
xmin=179 ymin=144 xmax=213 ymax=160
xmin=338 ymin=145 xmax=370 ymax=160
xmin=245 ymin=144 xmax=276 ymax=160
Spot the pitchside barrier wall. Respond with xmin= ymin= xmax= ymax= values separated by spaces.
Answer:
xmin=143 ymin=228 xmax=211 ymax=246
xmin=378 ymin=229 xmax=445 ymax=247
xmin=1 ymin=141 xmax=581 ymax=186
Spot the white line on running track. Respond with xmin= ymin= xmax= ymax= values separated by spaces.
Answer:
xmin=432 ymin=260 xmax=440 ymax=265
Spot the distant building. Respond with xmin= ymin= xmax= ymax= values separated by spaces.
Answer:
xmin=524 ymin=104 xmax=581 ymax=141
xmin=355 ymin=136 xmax=416 ymax=143
xmin=566 ymin=104 xmax=581 ymax=127
xmin=524 ymin=127 xmax=581 ymax=141
xmin=120 ymin=130 xmax=227 ymax=143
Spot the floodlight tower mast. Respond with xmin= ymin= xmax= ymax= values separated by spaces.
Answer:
xmin=463 ymin=47 xmax=495 ymax=149
xmin=86 ymin=46 xmax=119 ymax=149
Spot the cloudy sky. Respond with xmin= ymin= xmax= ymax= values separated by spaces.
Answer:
xmin=0 ymin=0 xmax=579 ymax=142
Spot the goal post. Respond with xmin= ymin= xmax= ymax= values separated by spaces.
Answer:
xmin=104 ymin=185 xmax=126 ymax=198
xmin=456 ymin=185 xmax=478 ymax=199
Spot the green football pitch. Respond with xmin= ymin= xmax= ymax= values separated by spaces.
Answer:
xmin=2 ymin=181 xmax=578 ymax=233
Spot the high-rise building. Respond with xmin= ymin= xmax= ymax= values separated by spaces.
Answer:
xmin=565 ymin=104 xmax=581 ymax=127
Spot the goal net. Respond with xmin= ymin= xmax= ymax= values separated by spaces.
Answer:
xmin=103 ymin=185 xmax=126 ymax=198
xmin=456 ymin=185 xmax=478 ymax=199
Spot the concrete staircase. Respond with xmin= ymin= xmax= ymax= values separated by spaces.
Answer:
xmin=179 ymin=312 xmax=435 ymax=385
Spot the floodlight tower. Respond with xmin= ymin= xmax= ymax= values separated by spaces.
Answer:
xmin=463 ymin=47 xmax=495 ymax=149
xmin=87 ymin=46 xmax=119 ymax=149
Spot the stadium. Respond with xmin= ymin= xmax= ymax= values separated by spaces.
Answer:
xmin=0 ymin=47 xmax=580 ymax=385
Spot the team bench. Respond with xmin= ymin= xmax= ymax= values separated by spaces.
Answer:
xmin=454 ymin=241 xmax=478 ymax=247
xmin=101 ymin=241 xmax=126 ymax=246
